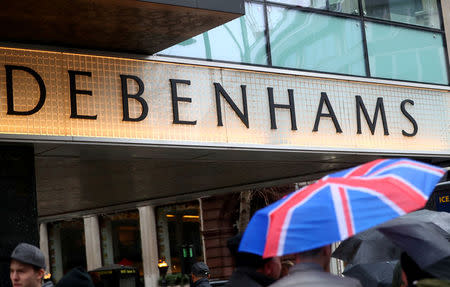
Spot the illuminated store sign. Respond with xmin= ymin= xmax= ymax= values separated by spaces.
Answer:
xmin=0 ymin=48 xmax=449 ymax=154
xmin=436 ymin=192 xmax=450 ymax=212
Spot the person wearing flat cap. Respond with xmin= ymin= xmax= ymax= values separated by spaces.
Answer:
xmin=10 ymin=242 xmax=46 ymax=287
xmin=191 ymin=262 xmax=212 ymax=287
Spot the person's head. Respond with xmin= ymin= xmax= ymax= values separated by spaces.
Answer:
xmin=10 ymin=243 xmax=46 ymax=287
xmin=227 ymin=234 xmax=281 ymax=280
xmin=227 ymin=233 xmax=244 ymax=260
xmin=294 ymin=245 xmax=332 ymax=272
xmin=234 ymin=252 xmax=282 ymax=279
xmin=55 ymin=267 xmax=94 ymax=287
xmin=254 ymin=256 xmax=282 ymax=280
xmin=191 ymin=262 xmax=210 ymax=283
xmin=400 ymin=252 xmax=434 ymax=286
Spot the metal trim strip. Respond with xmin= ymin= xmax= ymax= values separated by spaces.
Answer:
xmin=2 ymin=133 xmax=449 ymax=157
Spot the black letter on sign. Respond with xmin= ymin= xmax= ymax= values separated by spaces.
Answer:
xmin=68 ymin=70 xmax=97 ymax=119
xmin=120 ymin=75 xmax=148 ymax=122
xmin=401 ymin=99 xmax=418 ymax=137
xmin=214 ymin=83 xmax=249 ymax=128
xmin=313 ymin=92 xmax=342 ymax=133
xmin=356 ymin=95 xmax=389 ymax=135
xmin=268 ymin=88 xmax=297 ymax=130
xmin=5 ymin=65 xmax=46 ymax=115
xmin=169 ymin=79 xmax=196 ymax=125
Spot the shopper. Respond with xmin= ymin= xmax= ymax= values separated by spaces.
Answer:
xmin=191 ymin=262 xmax=212 ymax=287
xmin=10 ymin=243 xmax=46 ymax=287
xmin=54 ymin=266 xmax=95 ymax=287
xmin=226 ymin=234 xmax=281 ymax=287
xmin=269 ymin=245 xmax=362 ymax=287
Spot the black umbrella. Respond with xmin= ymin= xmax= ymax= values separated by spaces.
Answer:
xmin=332 ymin=228 xmax=401 ymax=264
xmin=397 ymin=210 xmax=450 ymax=233
xmin=332 ymin=210 xmax=450 ymax=265
xmin=379 ymin=220 xmax=450 ymax=279
xmin=343 ymin=260 xmax=399 ymax=287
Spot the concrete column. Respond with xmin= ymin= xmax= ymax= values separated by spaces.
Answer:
xmin=442 ymin=1 xmax=450 ymax=63
xmin=83 ymin=215 xmax=102 ymax=271
xmin=50 ymin=224 xmax=63 ymax=281
xmin=138 ymin=206 xmax=160 ymax=287
xmin=101 ymin=220 xmax=114 ymax=266
xmin=198 ymin=198 xmax=207 ymax=263
xmin=39 ymin=223 xmax=50 ymax=273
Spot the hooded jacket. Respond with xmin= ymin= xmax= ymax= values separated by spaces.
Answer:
xmin=55 ymin=267 xmax=95 ymax=287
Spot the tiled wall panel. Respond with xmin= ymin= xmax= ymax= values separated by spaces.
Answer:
xmin=0 ymin=47 xmax=448 ymax=155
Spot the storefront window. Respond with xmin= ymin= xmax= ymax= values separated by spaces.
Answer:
xmin=269 ymin=0 xmax=359 ymax=15
xmin=156 ymin=201 xmax=203 ymax=275
xmin=48 ymin=219 xmax=86 ymax=282
xmin=268 ymin=6 xmax=366 ymax=76
xmin=366 ymin=22 xmax=448 ymax=84
xmin=160 ymin=2 xmax=267 ymax=65
xmin=362 ymin=0 xmax=441 ymax=29
xmin=158 ymin=0 xmax=447 ymax=85
xmin=99 ymin=211 xmax=143 ymax=280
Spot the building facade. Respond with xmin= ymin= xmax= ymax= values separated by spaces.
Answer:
xmin=1 ymin=0 xmax=449 ymax=286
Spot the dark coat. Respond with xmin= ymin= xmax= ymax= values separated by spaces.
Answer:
xmin=193 ymin=277 xmax=212 ymax=287
xmin=55 ymin=267 xmax=95 ymax=287
xmin=225 ymin=267 xmax=276 ymax=287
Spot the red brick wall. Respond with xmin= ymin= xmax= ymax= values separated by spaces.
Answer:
xmin=201 ymin=185 xmax=296 ymax=280
xmin=201 ymin=194 xmax=239 ymax=280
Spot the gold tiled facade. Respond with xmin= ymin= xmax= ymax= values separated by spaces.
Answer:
xmin=0 ymin=47 xmax=448 ymax=154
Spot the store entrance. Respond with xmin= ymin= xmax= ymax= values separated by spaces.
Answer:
xmin=156 ymin=201 xmax=203 ymax=275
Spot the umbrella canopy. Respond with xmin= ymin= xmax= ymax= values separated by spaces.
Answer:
xmin=239 ymin=158 xmax=445 ymax=258
xmin=332 ymin=210 xmax=450 ymax=264
xmin=343 ymin=261 xmax=398 ymax=287
xmin=332 ymin=228 xmax=401 ymax=264
xmin=378 ymin=220 xmax=450 ymax=279
xmin=395 ymin=209 xmax=450 ymax=233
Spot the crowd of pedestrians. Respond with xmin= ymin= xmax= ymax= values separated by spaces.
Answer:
xmin=8 ymin=237 xmax=450 ymax=287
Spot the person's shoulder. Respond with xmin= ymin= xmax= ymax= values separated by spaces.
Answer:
xmin=299 ymin=271 xmax=362 ymax=287
xmin=226 ymin=269 xmax=267 ymax=287
xmin=195 ymin=278 xmax=212 ymax=287
xmin=268 ymin=272 xmax=305 ymax=287
xmin=267 ymin=277 xmax=287 ymax=287
xmin=269 ymin=268 xmax=361 ymax=287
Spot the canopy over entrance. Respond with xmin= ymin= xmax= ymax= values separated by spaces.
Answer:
xmin=34 ymin=142 xmax=448 ymax=219
xmin=0 ymin=0 xmax=244 ymax=54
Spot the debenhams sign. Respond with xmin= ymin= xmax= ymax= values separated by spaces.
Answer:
xmin=0 ymin=48 xmax=448 ymax=154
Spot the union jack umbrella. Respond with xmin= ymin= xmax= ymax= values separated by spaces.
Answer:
xmin=238 ymin=158 xmax=446 ymax=258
